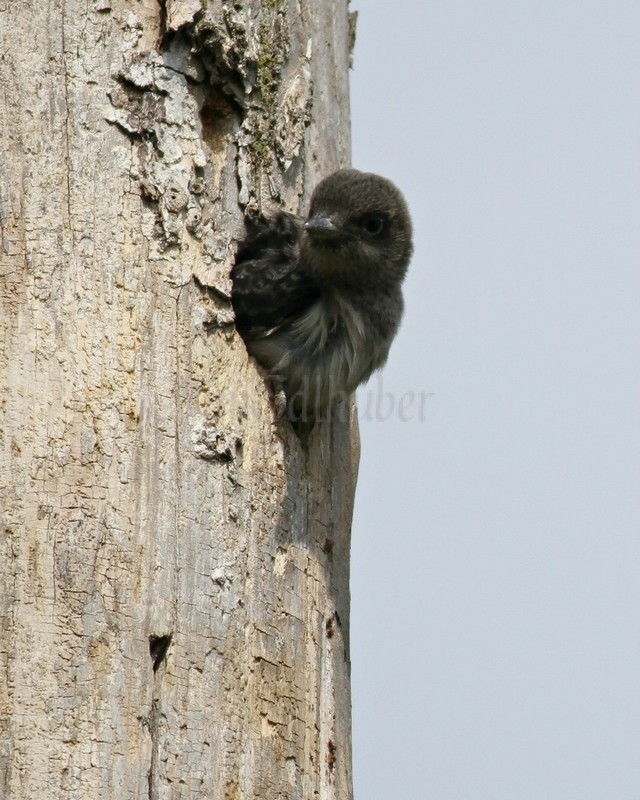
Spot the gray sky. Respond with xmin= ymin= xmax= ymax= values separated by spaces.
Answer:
xmin=349 ymin=2 xmax=640 ymax=798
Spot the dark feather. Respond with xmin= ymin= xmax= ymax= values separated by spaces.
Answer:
xmin=231 ymin=211 xmax=321 ymax=337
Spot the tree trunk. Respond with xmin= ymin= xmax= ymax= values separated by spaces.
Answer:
xmin=0 ymin=2 xmax=357 ymax=798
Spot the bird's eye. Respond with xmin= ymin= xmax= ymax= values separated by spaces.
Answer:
xmin=360 ymin=214 xmax=386 ymax=237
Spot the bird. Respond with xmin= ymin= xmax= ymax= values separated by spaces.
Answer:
xmin=231 ymin=168 xmax=413 ymax=423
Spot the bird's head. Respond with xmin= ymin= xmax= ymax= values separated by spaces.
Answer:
xmin=301 ymin=169 xmax=413 ymax=288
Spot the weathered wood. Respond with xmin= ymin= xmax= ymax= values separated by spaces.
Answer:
xmin=0 ymin=1 xmax=357 ymax=797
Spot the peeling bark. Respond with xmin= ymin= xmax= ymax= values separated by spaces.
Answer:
xmin=0 ymin=1 xmax=357 ymax=798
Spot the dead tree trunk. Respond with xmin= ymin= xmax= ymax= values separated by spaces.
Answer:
xmin=0 ymin=2 xmax=358 ymax=798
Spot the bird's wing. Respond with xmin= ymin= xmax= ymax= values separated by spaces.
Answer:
xmin=231 ymin=211 xmax=321 ymax=337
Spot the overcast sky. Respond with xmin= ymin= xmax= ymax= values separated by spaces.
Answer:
xmin=349 ymin=3 xmax=640 ymax=798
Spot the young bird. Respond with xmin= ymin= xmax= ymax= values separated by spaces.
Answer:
xmin=231 ymin=169 xmax=413 ymax=421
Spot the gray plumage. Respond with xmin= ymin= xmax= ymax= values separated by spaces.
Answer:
xmin=231 ymin=168 xmax=413 ymax=421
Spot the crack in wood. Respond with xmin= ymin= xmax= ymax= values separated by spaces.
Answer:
xmin=149 ymin=633 xmax=172 ymax=672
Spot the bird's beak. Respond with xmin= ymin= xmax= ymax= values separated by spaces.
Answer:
xmin=304 ymin=216 xmax=339 ymax=239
